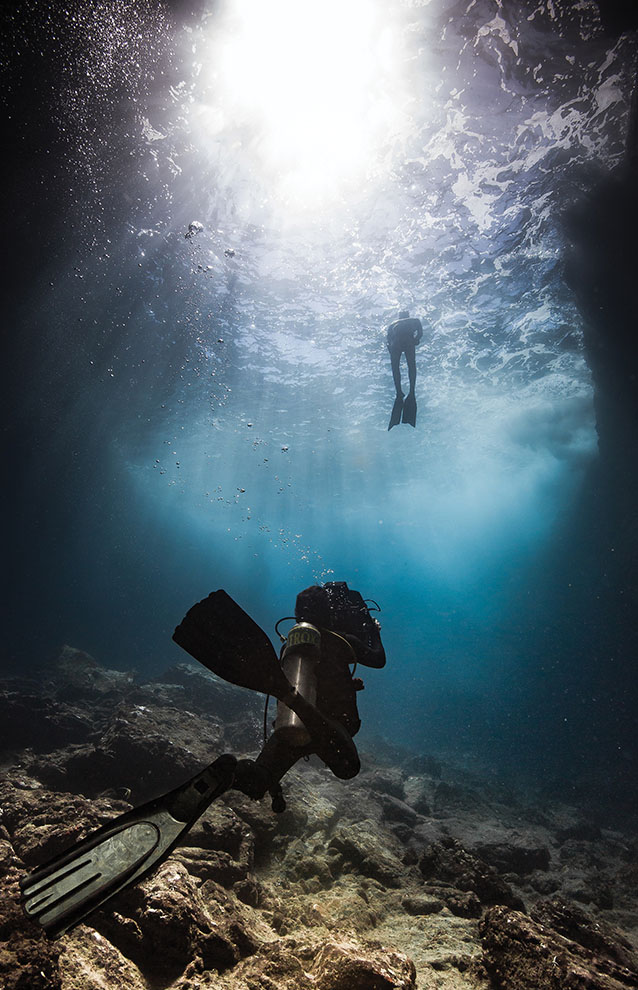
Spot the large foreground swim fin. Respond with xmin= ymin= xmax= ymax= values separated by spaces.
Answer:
xmin=388 ymin=393 xmax=404 ymax=430
xmin=402 ymin=392 xmax=417 ymax=427
xmin=173 ymin=590 xmax=289 ymax=698
xmin=20 ymin=754 xmax=237 ymax=938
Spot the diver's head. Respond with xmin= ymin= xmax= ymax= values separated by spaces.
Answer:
xmin=399 ymin=309 xmax=410 ymax=319
xmin=295 ymin=585 xmax=331 ymax=628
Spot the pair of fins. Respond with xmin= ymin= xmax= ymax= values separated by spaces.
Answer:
xmin=20 ymin=591 xmax=358 ymax=938
xmin=388 ymin=391 xmax=416 ymax=430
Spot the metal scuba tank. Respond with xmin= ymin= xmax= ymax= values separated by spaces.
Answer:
xmin=274 ymin=622 xmax=321 ymax=746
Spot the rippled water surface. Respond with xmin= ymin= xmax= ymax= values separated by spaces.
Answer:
xmin=3 ymin=0 xmax=637 ymax=769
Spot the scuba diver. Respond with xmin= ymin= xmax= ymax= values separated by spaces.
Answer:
xmin=20 ymin=582 xmax=385 ymax=938
xmin=386 ymin=309 xmax=423 ymax=429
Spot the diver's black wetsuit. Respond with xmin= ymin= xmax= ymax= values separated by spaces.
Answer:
xmin=387 ymin=316 xmax=423 ymax=397
xmin=246 ymin=585 xmax=385 ymax=795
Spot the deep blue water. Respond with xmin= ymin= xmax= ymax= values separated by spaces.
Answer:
xmin=3 ymin=0 xmax=637 ymax=790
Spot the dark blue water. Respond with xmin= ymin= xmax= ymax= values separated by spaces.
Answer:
xmin=3 ymin=0 xmax=637 ymax=792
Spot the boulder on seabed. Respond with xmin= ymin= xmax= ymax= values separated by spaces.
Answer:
xmin=53 ymin=646 xmax=134 ymax=700
xmin=328 ymin=821 xmax=406 ymax=888
xmin=480 ymin=901 xmax=638 ymax=990
xmin=418 ymin=837 xmax=524 ymax=912
xmin=312 ymin=938 xmax=417 ymax=990
xmin=92 ymin=862 xmax=258 ymax=980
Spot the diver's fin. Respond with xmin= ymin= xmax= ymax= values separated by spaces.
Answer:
xmin=402 ymin=392 xmax=417 ymax=427
xmin=173 ymin=590 xmax=289 ymax=698
xmin=388 ymin=394 xmax=404 ymax=430
xmin=20 ymin=754 xmax=237 ymax=938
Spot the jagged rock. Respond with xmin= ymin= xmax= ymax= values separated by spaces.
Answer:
xmin=402 ymin=775 xmax=433 ymax=815
xmin=22 ymin=743 xmax=112 ymax=793
xmin=282 ymin=834 xmax=335 ymax=886
xmin=312 ymin=938 xmax=417 ymax=990
xmin=59 ymin=926 xmax=146 ymax=989
xmin=361 ymin=768 xmax=405 ymax=800
xmin=0 ymin=922 xmax=62 ymax=990
xmin=296 ymin=877 xmax=381 ymax=930
xmin=1 ymin=778 xmax=130 ymax=865
xmin=432 ymin=780 xmax=492 ymax=816
xmin=52 ymin=646 xmax=134 ymax=700
xmin=556 ymin=821 xmax=603 ymax=843
xmin=93 ymin=863 xmax=258 ymax=979
xmin=418 ymin=837 xmax=524 ymax=910
xmin=480 ymin=903 xmax=638 ymax=990
xmin=156 ymin=663 xmax=262 ymax=719
xmin=232 ymin=877 xmax=262 ymax=906
xmin=0 ymin=682 xmax=96 ymax=752
xmin=332 ymin=787 xmax=385 ymax=827
xmin=531 ymin=899 xmax=638 ymax=971
xmin=222 ymin=792 xmax=280 ymax=863
xmin=562 ymin=876 xmax=615 ymax=910
xmin=401 ymin=894 xmax=445 ymax=916
xmin=378 ymin=793 xmax=421 ymax=826
xmin=18 ymin=704 xmax=226 ymax=800
xmin=445 ymin=889 xmax=483 ymax=918
xmin=412 ymin=819 xmax=445 ymax=846
xmin=328 ymin=821 xmax=406 ymax=888
xmin=472 ymin=838 xmax=551 ymax=875
xmin=558 ymin=837 xmax=605 ymax=869
xmin=225 ymin=940 xmax=315 ymax=989
xmin=95 ymin=703 xmax=224 ymax=798
xmin=403 ymin=754 xmax=442 ymax=778
xmin=173 ymin=802 xmax=254 ymax=887
xmin=152 ymin=664 xmax=264 ymax=751
xmin=128 ymin=680 xmax=190 ymax=708
xmin=191 ymin=801 xmax=254 ymax=857
xmin=0 ymin=843 xmax=62 ymax=990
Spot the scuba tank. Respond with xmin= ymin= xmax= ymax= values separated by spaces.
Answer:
xmin=274 ymin=622 xmax=321 ymax=746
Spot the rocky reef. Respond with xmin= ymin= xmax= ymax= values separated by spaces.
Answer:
xmin=1 ymin=647 xmax=637 ymax=990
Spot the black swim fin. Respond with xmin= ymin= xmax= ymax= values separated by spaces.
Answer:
xmin=20 ymin=754 xmax=237 ymax=938
xmin=402 ymin=392 xmax=417 ymax=427
xmin=388 ymin=394 xmax=404 ymax=430
xmin=173 ymin=590 xmax=289 ymax=698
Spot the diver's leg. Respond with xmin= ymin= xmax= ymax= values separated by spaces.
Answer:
xmin=405 ymin=344 xmax=417 ymax=395
xmin=254 ymin=732 xmax=312 ymax=785
xmin=389 ymin=345 xmax=403 ymax=395
xmin=232 ymin=732 xmax=312 ymax=806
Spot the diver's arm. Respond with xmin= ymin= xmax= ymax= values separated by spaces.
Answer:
xmin=341 ymin=632 xmax=386 ymax=669
xmin=414 ymin=319 xmax=423 ymax=345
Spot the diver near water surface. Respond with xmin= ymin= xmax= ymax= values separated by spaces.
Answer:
xmin=386 ymin=309 xmax=423 ymax=429
xmin=20 ymin=582 xmax=385 ymax=938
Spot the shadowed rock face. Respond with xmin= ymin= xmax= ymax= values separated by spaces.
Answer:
xmin=1 ymin=649 xmax=638 ymax=989
xmin=562 ymin=167 xmax=638 ymax=755
xmin=480 ymin=902 xmax=638 ymax=990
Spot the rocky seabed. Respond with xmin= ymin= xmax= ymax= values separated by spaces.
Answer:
xmin=1 ymin=647 xmax=637 ymax=990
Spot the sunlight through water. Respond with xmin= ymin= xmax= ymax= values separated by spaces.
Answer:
xmin=194 ymin=0 xmax=410 ymax=209
xmin=4 ymin=0 xmax=636 ymax=693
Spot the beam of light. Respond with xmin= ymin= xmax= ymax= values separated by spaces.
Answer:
xmin=198 ymin=0 xmax=408 ymax=208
